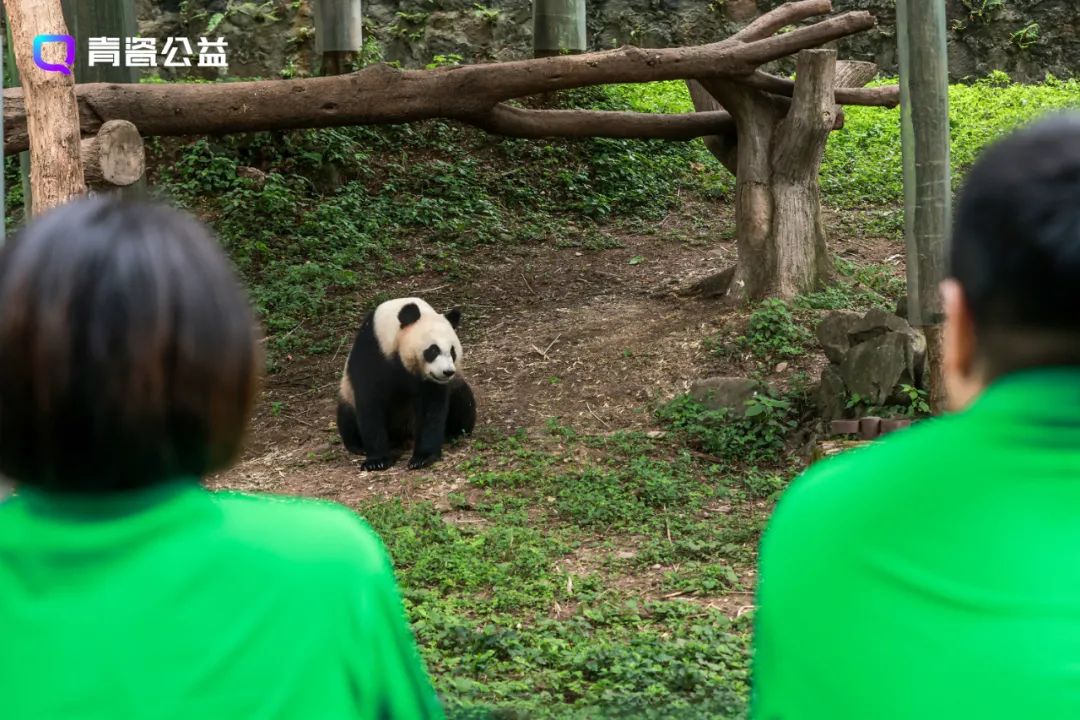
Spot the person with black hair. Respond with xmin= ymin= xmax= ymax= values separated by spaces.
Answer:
xmin=750 ymin=112 xmax=1080 ymax=719
xmin=0 ymin=197 xmax=443 ymax=719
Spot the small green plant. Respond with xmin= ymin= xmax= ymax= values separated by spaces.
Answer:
xmin=899 ymin=384 xmax=930 ymax=417
xmin=960 ymin=0 xmax=1004 ymax=23
xmin=1011 ymin=23 xmax=1040 ymax=50
xmin=358 ymin=36 xmax=385 ymax=68
xmin=738 ymin=299 xmax=812 ymax=360
xmin=472 ymin=4 xmax=500 ymax=23
xmin=426 ymin=53 xmax=463 ymax=69
xmin=657 ymin=391 xmax=799 ymax=466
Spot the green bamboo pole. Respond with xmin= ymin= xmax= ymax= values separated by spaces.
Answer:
xmin=533 ymin=0 xmax=587 ymax=58
xmin=314 ymin=0 xmax=363 ymax=76
xmin=896 ymin=0 xmax=951 ymax=412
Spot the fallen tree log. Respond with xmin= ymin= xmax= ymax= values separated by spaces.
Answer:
xmin=2 ymin=0 xmax=896 ymax=154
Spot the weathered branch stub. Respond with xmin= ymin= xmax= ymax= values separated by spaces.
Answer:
xmin=80 ymin=120 xmax=145 ymax=190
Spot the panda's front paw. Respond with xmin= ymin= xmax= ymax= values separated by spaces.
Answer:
xmin=407 ymin=452 xmax=441 ymax=470
xmin=361 ymin=456 xmax=394 ymax=471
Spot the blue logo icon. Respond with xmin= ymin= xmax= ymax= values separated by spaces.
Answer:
xmin=32 ymin=34 xmax=76 ymax=75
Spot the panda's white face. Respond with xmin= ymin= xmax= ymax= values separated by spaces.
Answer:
xmin=420 ymin=338 xmax=459 ymax=384
xmin=377 ymin=298 xmax=463 ymax=385
xmin=400 ymin=323 xmax=462 ymax=384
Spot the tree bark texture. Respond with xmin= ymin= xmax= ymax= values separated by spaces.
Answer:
xmin=688 ymin=53 xmax=885 ymax=303
xmin=3 ymin=0 xmax=86 ymax=215
xmin=80 ymin=119 xmax=144 ymax=189
xmin=692 ymin=49 xmax=840 ymax=303
xmin=1 ymin=0 xmax=895 ymax=154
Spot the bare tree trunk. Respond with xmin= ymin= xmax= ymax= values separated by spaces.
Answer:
xmin=687 ymin=51 xmax=883 ymax=304
xmin=770 ymin=50 xmax=838 ymax=299
xmin=3 ymin=0 xmax=86 ymax=215
xmin=695 ymin=49 xmax=838 ymax=303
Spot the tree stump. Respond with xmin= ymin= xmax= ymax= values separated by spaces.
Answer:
xmin=80 ymin=120 xmax=145 ymax=191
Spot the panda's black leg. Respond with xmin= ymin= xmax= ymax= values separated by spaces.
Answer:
xmin=409 ymin=384 xmax=450 ymax=470
xmin=336 ymin=400 xmax=365 ymax=455
xmin=445 ymin=379 xmax=477 ymax=440
xmin=356 ymin=392 xmax=394 ymax=471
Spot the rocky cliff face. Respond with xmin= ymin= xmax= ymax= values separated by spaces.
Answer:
xmin=136 ymin=0 xmax=1078 ymax=82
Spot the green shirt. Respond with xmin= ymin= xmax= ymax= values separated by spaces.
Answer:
xmin=0 ymin=481 xmax=444 ymax=720
xmin=751 ymin=367 xmax=1080 ymax=719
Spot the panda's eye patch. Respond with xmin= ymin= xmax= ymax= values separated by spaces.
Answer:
xmin=451 ymin=347 xmax=457 ymax=361
xmin=423 ymin=345 xmax=441 ymax=363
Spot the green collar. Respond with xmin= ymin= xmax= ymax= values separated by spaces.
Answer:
xmin=965 ymin=366 xmax=1080 ymax=423
xmin=11 ymin=478 xmax=203 ymax=519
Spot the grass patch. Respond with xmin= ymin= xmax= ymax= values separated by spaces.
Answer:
xmin=352 ymin=418 xmax=762 ymax=719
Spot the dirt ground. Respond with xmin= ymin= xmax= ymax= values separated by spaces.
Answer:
xmin=209 ymin=205 xmax=903 ymax=514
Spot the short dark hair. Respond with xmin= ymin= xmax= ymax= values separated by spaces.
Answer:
xmin=951 ymin=112 xmax=1080 ymax=376
xmin=0 ymin=196 xmax=261 ymax=492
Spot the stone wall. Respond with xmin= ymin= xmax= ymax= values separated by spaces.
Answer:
xmin=137 ymin=0 xmax=1078 ymax=82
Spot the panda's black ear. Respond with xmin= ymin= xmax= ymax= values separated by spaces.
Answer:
xmin=398 ymin=303 xmax=421 ymax=328
xmin=444 ymin=307 xmax=461 ymax=329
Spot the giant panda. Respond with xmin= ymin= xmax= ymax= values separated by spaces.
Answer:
xmin=336 ymin=297 xmax=477 ymax=471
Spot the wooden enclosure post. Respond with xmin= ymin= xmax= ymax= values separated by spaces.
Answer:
xmin=533 ymin=0 xmax=586 ymax=58
xmin=314 ymin=0 xmax=363 ymax=76
xmin=897 ymin=0 xmax=950 ymax=412
xmin=61 ymin=0 xmax=138 ymax=84
xmin=3 ymin=0 xmax=86 ymax=215
xmin=80 ymin=119 xmax=144 ymax=191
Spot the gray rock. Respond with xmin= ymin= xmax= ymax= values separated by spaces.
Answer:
xmin=817 ymin=365 xmax=848 ymax=423
xmin=840 ymin=331 xmax=922 ymax=407
xmin=816 ymin=311 xmax=863 ymax=364
xmin=848 ymin=307 xmax=912 ymax=345
xmin=689 ymin=377 xmax=765 ymax=418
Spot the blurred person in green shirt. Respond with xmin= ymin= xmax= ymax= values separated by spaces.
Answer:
xmin=0 ymin=197 xmax=443 ymax=720
xmin=751 ymin=113 xmax=1080 ymax=719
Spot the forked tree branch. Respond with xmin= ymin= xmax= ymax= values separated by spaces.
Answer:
xmin=733 ymin=0 xmax=833 ymax=42
xmin=735 ymin=70 xmax=899 ymax=107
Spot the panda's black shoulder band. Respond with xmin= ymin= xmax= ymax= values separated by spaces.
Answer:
xmin=398 ymin=303 xmax=422 ymax=327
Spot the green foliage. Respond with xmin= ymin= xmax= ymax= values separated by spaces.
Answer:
xmin=898 ymin=384 xmax=931 ymax=417
xmin=846 ymin=383 xmax=930 ymax=419
xmin=960 ymin=0 xmax=1004 ymax=23
xmin=426 ymin=54 xmax=464 ymax=69
xmin=1011 ymin=23 xmax=1040 ymax=50
xmin=657 ymin=392 xmax=798 ymax=467
xmin=344 ymin=418 xmax=760 ymax=718
xmin=821 ymin=76 xmax=1080 ymax=207
xmin=472 ymin=4 xmax=501 ymax=24
xmin=737 ymin=299 xmax=812 ymax=360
